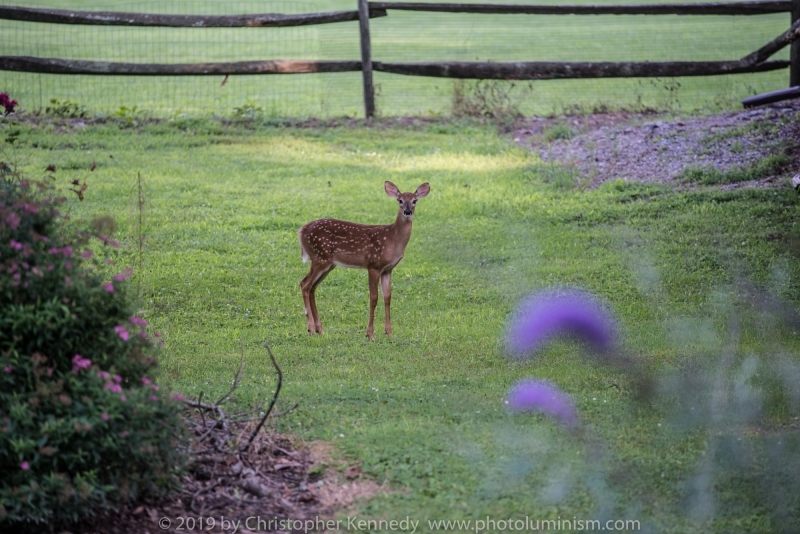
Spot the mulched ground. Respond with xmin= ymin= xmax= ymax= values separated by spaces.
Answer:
xmin=512 ymin=100 xmax=800 ymax=189
xmin=73 ymin=417 xmax=322 ymax=534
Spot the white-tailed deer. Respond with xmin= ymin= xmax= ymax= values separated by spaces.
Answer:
xmin=299 ymin=181 xmax=430 ymax=340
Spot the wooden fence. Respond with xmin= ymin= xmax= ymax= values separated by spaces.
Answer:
xmin=0 ymin=1 xmax=799 ymax=117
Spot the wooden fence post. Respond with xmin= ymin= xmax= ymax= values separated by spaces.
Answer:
xmin=793 ymin=0 xmax=800 ymax=86
xmin=358 ymin=0 xmax=376 ymax=118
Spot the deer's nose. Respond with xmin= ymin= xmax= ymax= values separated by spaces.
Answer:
xmin=404 ymin=209 xmax=412 ymax=216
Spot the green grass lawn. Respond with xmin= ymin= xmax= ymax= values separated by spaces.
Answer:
xmin=6 ymin=115 xmax=800 ymax=532
xmin=0 ymin=0 xmax=792 ymax=116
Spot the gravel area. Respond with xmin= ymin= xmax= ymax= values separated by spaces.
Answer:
xmin=512 ymin=100 xmax=800 ymax=189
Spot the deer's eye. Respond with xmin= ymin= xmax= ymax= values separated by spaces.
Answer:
xmin=398 ymin=199 xmax=402 ymax=203
xmin=412 ymin=200 xmax=417 ymax=204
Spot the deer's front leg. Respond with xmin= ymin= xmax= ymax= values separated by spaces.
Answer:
xmin=366 ymin=268 xmax=380 ymax=341
xmin=381 ymin=270 xmax=392 ymax=337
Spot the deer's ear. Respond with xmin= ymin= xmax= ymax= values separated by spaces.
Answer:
xmin=384 ymin=181 xmax=400 ymax=199
xmin=414 ymin=183 xmax=430 ymax=199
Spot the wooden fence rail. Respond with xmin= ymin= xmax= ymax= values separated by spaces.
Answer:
xmin=369 ymin=1 xmax=791 ymax=15
xmin=0 ymin=5 xmax=387 ymax=27
xmin=0 ymin=1 xmax=798 ymax=117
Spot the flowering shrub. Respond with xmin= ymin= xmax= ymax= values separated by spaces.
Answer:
xmin=0 ymin=179 xmax=185 ymax=529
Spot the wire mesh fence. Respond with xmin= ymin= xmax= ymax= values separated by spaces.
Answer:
xmin=0 ymin=0 xmax=793 ymax=118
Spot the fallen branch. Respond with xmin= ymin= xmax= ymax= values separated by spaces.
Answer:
xmin=243 ymin=342 xmax=283 ymax=452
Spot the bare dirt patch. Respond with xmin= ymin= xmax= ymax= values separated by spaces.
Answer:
xmin=512 ymin=100 xmax=800 ymax=189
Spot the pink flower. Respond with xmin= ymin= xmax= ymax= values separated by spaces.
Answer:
xmin=62 ymin=246 xmax=73 ymax=257
xmin=48 ymin=247 xmax=60 ymax=254
xmin=9 ymin=239 xmax=22 ymax=250
xmin=149 ymin=395 xmax=158 ymax=402
xmin=20 ymin=461 xmax=29 ymax=470
xmin=97 ymin=371 xmax=110 ymax=380
xmin=172 ymin=393 xmax=186 ymax=401
xmin=154 ymin=332 xmax=162 ymax=338
xmin=3 ymin=366 xmax=12 ymax=373
xmin=80 ymin=250 xmax=93 ymax=259
xmin=71 ymin=354 xmax=92 ymax=374
xmin=141 ymin=377 xmax=152 ymax=385
xmin=100 ymin=412 xmax=109 ymax=421
xmin=151 ymin=385 xmax=160 ymax=391
xmin=130 ymin=316 xmax=148 ymax=327
xmin=5 ymin=212 xmax=20 ymax=230
xmin=114 ymin=325 xmax=129 ymax=341
xmin=104 ymin=283 xmax=114 ymax=292
xmin=119 ymin=395 xmax=126 ymax=402
xmin=113 ymin=374 xmax=122 ymax=384
xmin=114 ymin=268 xmax=133 ymax=282
xmin=104 ymin=382 xmax=122 ymax=394
xmin=64 ymin=262 xmax=72 ymax=270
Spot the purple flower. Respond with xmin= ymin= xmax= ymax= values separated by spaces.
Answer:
xmin=19 ymin=461 xmax=29 ymax=470
xmin=104 ymin=283 xmax=115 ymax=292
xmin=505 ymin=379 xmax=578 ymax=428
xmin=149 ymin=395 xmax=158 ymax=402
xmin=114 ymin=325 xmax=129 ymax=341
xmin=100 ymin=412 xmax=109 ymax=421
xmin=9 ymin=239 xmax=22 ymax=250
xmin=3 ymin=366 xmax=12 ymax=373
xmin=80 ymin=250 xmax=93 ymax=259
xmin=506 ymin=288 xmax=617 ymax=358
xmin=172 ymin=393 xmax=186 ymax=401
xmin=141 ymin=376 xmax=152 ymax=385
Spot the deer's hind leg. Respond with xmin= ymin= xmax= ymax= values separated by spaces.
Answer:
xmin=301 ymin=262 xmax=334 ymax=335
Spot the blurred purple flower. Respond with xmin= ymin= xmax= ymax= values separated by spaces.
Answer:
xmin=19 ymin=461 xmax=29 ymax=470
xmin=505 ymin=379 xmax=578 ymax=428
xmin=100 ymin=412 xmax=109 ymax=421
xmin=104 ymin=283 xmax=115 ymax=292
xmin=506 ymin=288 xmax=617 ymax=358
xmin=80 ymin=250 xmax=93 ymax=259
xmin=3 ymin=366 xmax=12 ymax=373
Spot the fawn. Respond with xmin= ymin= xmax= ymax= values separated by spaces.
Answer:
xmin=299 ymin=181 xmax=430 ymax=340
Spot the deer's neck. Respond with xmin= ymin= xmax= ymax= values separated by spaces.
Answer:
xmin=390 ymin=211 xmax=413 ymax=248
